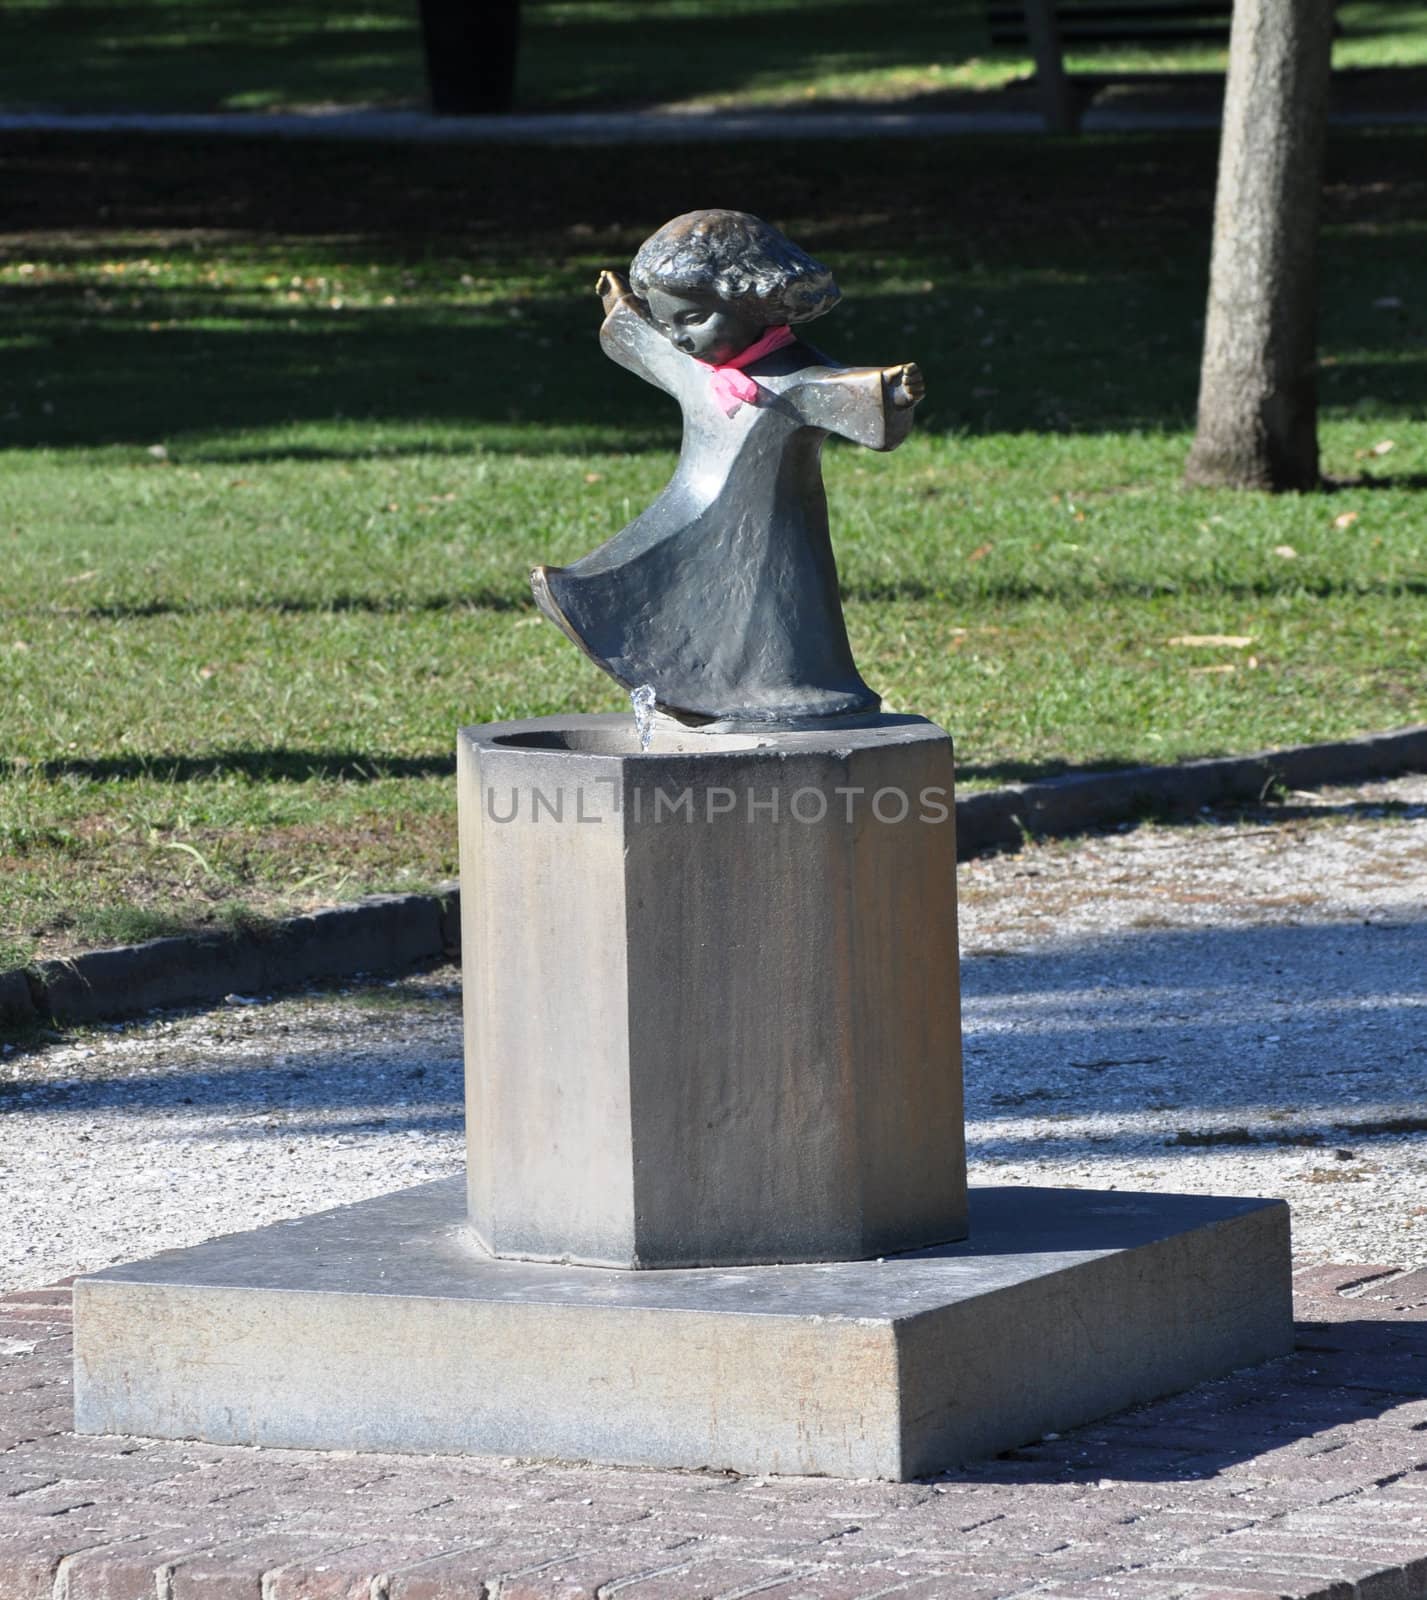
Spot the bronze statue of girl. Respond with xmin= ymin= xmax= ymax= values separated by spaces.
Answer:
xmin=532 ymin=209 xmax=924 ymax=726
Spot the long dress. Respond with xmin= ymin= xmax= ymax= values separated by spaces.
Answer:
xmin=532 ymin=297 xmax=915 ymax=725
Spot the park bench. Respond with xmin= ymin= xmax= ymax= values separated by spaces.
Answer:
xmin=999 ymin=0 xmax=1342 ymax=131
xmin=989 ymin=0 xmax=1236 ymax=48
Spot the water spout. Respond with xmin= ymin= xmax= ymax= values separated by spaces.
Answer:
xmin=631 ymin=684 xmax=657 ymax=751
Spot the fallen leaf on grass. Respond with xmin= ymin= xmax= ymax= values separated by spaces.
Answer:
xmin=1333 ymin=510 xmax=1360 ymax=529
xmin=967 ymin=542 xmax=994 ymax=562
xmin=1167 ymin=634 xmax=1253 ymax=648
xmin=1272 ymin=544 xmax=1298 ymax=560
xmin=1353 ymin=438 xmax=1396 ymax=459
xmin=61 ymin=570 xmax=98 ymax=585
xmin=1188 ymin=664 xmax=1237 ymax=675
xmin=584 ymin=472 xmax=604 ymax=484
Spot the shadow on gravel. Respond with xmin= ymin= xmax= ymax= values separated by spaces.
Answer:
xmin=3 ymin=865 xmax=1423 ymax=1155
xmin=6 ymin=996 xmax=464 ymax=1134
xmin=960 ymin=917 xmax=1427 ymax=1145
xmin=1242 ymin=798 xmax=1427 ymax=823
xmin=7 ymin=917 xmax=1423 ymax=1152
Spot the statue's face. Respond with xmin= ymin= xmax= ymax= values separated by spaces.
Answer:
xmin=644 ymin=288 xmax=766 ymax=365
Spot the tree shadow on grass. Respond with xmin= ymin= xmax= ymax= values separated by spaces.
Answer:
xmin=0 ymin=0 xmax=426 ymax=116
xmin=843 ymin=573 xmax=1427 ymax=605
xmin=8 ymin=292 xmax=1426 ymax=453
xmin=1327 ymin=473 xmax=1427 ymax=493
xmin=21 ymin=570 xmax=1427 ymax=620
xmin=4 ymin=130 xmax=1424 ymax=451
xmin=2 ymin=749 xmax=454 ymax=783
xmin=76 ymin=590 xmax=526 ymax=620
xmin=8 ymin=279 xmax=1422 ymax=453
xmin=0 ymin=0 xmax=1002 ymax=117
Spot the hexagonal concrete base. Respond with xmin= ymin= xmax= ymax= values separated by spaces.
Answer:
xmin=73 ymin=1178 xmax=1292 ymax=1481
xmin=459 ymin=713 xmax=967 ymax=1270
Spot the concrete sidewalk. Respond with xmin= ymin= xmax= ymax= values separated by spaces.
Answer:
xmin=0 ymin=98 xmax=1423 ymax=146
xmin=1 ymin=1264 xmax=1425 ymax=1599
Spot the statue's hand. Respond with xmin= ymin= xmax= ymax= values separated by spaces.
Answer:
xmin=596 ymin=268 xmax=631 ymax=313
xmin=885 ymin=361 xmax=925 ymax=409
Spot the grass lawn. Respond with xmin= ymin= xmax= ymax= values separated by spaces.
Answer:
xmin=0 ymin=128 xmax=1424 ymax=968
xmin=1 ymin=0 xmax=1426 ymax=114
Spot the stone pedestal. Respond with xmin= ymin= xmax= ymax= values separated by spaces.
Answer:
xmin=72 ymin=1178 xmax=1293 ymax=1481
xmin=70 ymin=709 xmax=1297 ymax=1480
xmin=458 ymin=714 xmax=966 ymax=1269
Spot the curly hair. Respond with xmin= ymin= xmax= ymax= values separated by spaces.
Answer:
xmin=628 ymin=210 xmax=840 ymax=326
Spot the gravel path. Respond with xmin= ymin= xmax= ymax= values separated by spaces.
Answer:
xmin=2 ymin=775 xmax=1424 ymax=1293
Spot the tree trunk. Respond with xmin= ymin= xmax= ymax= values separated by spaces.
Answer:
xmin=417 ymin=0 xmax=521 ymax=116
xmin=1022 ymin=0 xmax=1079 ymax=134
xmin=1184 ymin=0 xmax=1336 ymax=491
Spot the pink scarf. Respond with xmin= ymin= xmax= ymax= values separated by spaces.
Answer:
xmin=695 ymin=325 xmax=796 ymax=416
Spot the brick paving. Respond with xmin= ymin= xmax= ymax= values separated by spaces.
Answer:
xmin=0 ymin=1264 xmax=1424 ymax=1599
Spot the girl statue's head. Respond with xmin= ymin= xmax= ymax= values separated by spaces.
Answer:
xmin=629 ymin=209 xmax=840 ymax=364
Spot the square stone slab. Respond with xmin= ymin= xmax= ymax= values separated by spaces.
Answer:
xmin=73 ymin=1178 xmax=1291 ymax=1481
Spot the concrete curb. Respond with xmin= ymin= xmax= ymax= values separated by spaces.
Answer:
xmin=0 ymin=888 xmax=461 ymax=1031
xmin=955 ymin=722 xmax=1427 ymax=855
xmin=2 ymin=723 xmax=1423 ymax=1030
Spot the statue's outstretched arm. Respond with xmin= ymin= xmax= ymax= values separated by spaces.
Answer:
xmin=596 ymin=271 xmax=683 ymax=399
xmin=792 ymin=364 xmax=923 ymax=452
